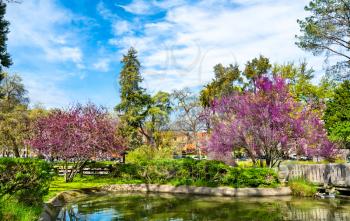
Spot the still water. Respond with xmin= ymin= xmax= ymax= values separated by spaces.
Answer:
xmin=57 ymin=193 xmax=350 ymax=221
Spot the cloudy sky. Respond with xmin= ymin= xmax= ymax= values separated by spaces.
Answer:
xmin=6 ymin=0 xmax=326 ymax=109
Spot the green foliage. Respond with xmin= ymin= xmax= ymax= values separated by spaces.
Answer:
xmin=200 ymin=63 xmax=242 ymax=107
xmin=125 ymin=145 xmax=173 ymax=164
xmin=115 ymin=47 xmax=151 ymax=148
xmin=115 ymin=48 xmax=172 ymax=149
xmin=0 ymin=2 xmax=12 ymax=76
xmin=296 ymin=0 xmax=350 ymax=79
xmin=243 ymin=55 xmax=271 ymax=90
xmin=0 ymin=73 xmax=30 ymax=157
xmin=288 ymin=178 xmax=317 ymax=197
xmin=112 ymin=159 xmax=279 ymax=188
xmin=0 ymin=157 xmax=52 ymax=205
xmin=324 ymin=80 xmax=350 ymax=148
xmin=0 ymin=198 xmax=42 ymax=221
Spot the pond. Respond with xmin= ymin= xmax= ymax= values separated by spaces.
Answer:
xmin=57 ymin=193 xmax=350 ymax=221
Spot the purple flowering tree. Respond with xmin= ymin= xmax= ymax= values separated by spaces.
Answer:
xmin=205 ymin=76 xmax=337 ymax=167
xmin=27 ymin=103 xmax=126 ymax=182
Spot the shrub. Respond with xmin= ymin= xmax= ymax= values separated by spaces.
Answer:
xmin=288 ymin=178 xmax=317 ymax=197
xmin=0 ymin=158 xmax=52 ymax=205
xmin=126 ymin=145 xmax=173 ymax=164
xmin=112 ymin=159 xmax=279 ymax=188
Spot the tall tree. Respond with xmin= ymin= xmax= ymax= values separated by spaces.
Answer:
xmin=115 ymin=47 xmax=151 ymax=148
xmin=0 ymin=1 xmax=12 ymax=86
xmin=296 ymin=0 xmax=350 ymax=79
xmin=324 ymin=80 xmax=350 ymax=149
xmin=115 ymin=48 xmax=172 ymax=149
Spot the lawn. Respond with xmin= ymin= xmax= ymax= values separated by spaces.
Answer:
xmin=46 ymin=176 xmax=143 ymax=201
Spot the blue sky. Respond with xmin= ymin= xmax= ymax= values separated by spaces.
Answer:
xmin=6 ymin=0 xmax=326 ymax=109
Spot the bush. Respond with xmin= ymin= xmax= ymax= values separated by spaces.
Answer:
xmin=0 ymin=158 xmax=52 ymax=205
xmin=126 ymin=145 xmax=173 ymax=164
xmin=112 ymin=159 xmax=279 ymax=188
xmin=288 ymin=178 xmax=317 ymax=197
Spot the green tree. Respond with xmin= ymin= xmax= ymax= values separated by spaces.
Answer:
xmin=296 ymin=0 xmax=350 ymax=79
xmin=115 ymin=48 xmax=172 ymax=149
xmin=199 ymin=63 xmax=242 ymax=107
xmin=272 ymin=61 xmax=335 ymax=106
xmin=0 ymin=73 xmax=29 ymax=157
xmin=243 ymin=55 xmax=271 ymax=91
xmin=115 ymin=47 xmax=150 ymax=149
xmin=0 ymin=1 xmax=12 ymax=87
xmin=324 ymin=80 xmax=350 ymax=148
xmin=143 ymin=91 xmax=172 ymax=148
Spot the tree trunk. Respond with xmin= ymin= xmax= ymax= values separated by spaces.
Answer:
xmin=13 ymin=146 xmax=20 ymax=157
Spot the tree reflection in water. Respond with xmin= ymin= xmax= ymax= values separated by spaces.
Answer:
xmin=57 ymin=193 xmax=350 ymax=221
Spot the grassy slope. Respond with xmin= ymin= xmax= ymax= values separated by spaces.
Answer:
xmin=46 ymin=176 xmax=143 ymax=201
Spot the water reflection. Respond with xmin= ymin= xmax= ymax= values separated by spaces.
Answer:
xmin=57 ymin=193 xmax=350 ymax=221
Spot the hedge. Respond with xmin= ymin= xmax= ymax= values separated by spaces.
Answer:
xmin=111 ymin=159 xmax=279 ymax=188
xmin=0 ymin=157 xmax=52 ymax=205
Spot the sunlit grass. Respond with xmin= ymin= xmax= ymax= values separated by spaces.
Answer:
xmin=46 ymin=176 xmax=143 ymax=201
xmin=0 ymin=198 xmax=42 ymax=221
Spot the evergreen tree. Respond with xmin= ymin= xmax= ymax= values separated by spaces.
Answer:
xmin=0 ymin=1 xmax=12 ymax=75
xmin=296 ymin=0 xmax=350 ymax=79
xmin=115 ymin=47 xmax=151 ymax=148
xmin=324 ymin=80 xmax=350 ymax=148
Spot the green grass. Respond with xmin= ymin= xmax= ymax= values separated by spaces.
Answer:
xmin=0 ymin=198 xmax=42 ymax=221
xmin=288 ymin=178 xmax=317 ymax=197
xmin=46 ymin=176 xmax=143 ymax=201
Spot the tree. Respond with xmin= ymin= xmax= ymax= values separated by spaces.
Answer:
xmin=296 ymin=0 xmax=350 ymax=79
xmin=0 ymin=73 xmax=29 ymax=157
xmin=272 ymin=61 xmax=335 ymax=108
xmin=324 ymin=80 xmax=350 ymax=148
xmin=116 ymin=48 xmax=173 ymax=149
xmin=142 ymin=91 xmax=172 ymax=148
xmin=28 ymin=103 xmax=126 ymax=182
xmin=172 ymin=88 xmax=206 ymax=158
xmin=200 ymin=63 xmax=242 ymax=107
xmin=115 ymin=47 xmax=151 ymax=148
xmin=0 ymin=1 xmax=12 ymax=87
xmin=205 ymin=76 xmax=337 ymax=167
xmin=243 ymin=55 xmax=271 ymax=91
xmin=0 ymin=73 xmax=28 ymax=111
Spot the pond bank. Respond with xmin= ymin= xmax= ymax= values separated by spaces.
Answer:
xmin=40 ymin=184 xmax=291 ymax=221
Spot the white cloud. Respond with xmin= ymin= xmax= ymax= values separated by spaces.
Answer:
xmin=93 ymin=58 xmax=111 ymax=72
xmin=120 ymin=0 xmax=152 ymax=15
xmin=119 ymin=0 xmax=185 ymax=15
xmin=6 ymin=0 xmax=87 ymax=107
xmin=112 ymin=20 xmax=131 ymax=35
xmin=7 ymin=0 xmax=84 ymax=67
xmin=110 ymin=0 xmax=326 ymax=93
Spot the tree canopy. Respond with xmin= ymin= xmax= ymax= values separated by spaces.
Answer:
xmin=204 ymin=76 xmax=337 ymax=167
xmin=324 ymin=80 xmax=350 ymax=148
xmin=28 ymin=103 xmax=126 ymax=182
xmin=296 ymin=0 xmax=350 ymax=79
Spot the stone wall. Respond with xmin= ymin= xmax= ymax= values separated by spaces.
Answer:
xmin=100 ymin=184 xmax=292 ymax=197
xmin=279 ymin=164 xmax=350 ymax=187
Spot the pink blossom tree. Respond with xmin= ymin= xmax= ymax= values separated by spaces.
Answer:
xmin=205 ymin=76 xmax=337 ymax=167
xmin=27 ymin=103 xmax=126 ymax=182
